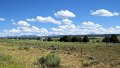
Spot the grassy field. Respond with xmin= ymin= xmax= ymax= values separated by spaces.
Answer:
xmin=0 ymin=38 xmax=120 ymax=68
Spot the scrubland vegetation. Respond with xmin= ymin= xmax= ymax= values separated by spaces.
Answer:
xmin=0 ymin=35 xmax=120 ymax=68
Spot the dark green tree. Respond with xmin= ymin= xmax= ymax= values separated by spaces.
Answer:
xmin=83 ymin=35 xmax=89 ymax=43
xmin=72 ymin=36 xmax=78 ymax=42
xmin=47 ymin=37 xmax=53 ymax=41
xmin=77 ymin=37 xmax=83 ymax=42
xmin=102 ymin=36 xmax=110 ymax=44
xmin=60 ymin=35 xmax=71 ymax=42
xmin=36 ymin=37 xmax=41 ymax=40
xmin=110 ymin=35 xmax=119 ymax=43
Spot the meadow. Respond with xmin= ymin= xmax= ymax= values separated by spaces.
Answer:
xmin=0 ymin=38 xmax=120 ymax=68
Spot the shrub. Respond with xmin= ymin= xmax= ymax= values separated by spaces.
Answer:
xmin=96 ymin=40 xmax=100 ymax=43
xmin=81 ymin=59 xmax=91 ymax=67
xmin=38 ymin=57 xmax=46 ymax=68
xmin=24 ymin=47 xmax=30 ymax=51
xmin=18 ymin=46 xmax=30 ymax=51
xmin=45 ymin=53 xmax=60 ymax=67
xmin=47 ymin=37 xmax=53 ymax=41
xmin=18 ymin=47 xmax=23 ymax=50
xmin=38 ymin=53 xmax=60 ymax=67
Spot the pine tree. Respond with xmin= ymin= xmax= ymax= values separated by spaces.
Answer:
xmin=110 ymin=35 xmax=119 ymax=43
xmin=102 ymin=36 xmax=110 ymax=44
xmin=83 ymin=35 xmax=89 ymax=43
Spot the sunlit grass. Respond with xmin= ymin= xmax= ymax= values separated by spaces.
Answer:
xmin=0 ymin=39 xmax=120 ymax=68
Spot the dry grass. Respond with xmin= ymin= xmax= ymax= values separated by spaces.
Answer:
xmin=0 ymin=39 xmax=120 ymax=68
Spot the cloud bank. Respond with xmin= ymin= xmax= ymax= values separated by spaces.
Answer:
xmin=1 ymin=10 xmax=120 ymax=37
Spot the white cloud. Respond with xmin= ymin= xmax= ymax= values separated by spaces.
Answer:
xmin=54 ymin=10 xmax=76 ymax=18
xmin=0 ymin=18 xmax=5 ymax=21
xmin=2 ymin=20 xmax=120 ymax=37
xmin=31 ymin=26 xmax=40 ymax=32
xmin=62 ymin=19 xmax=73 ymax=25
xmin=4 ymin=29 xmax=20 ymax=33
xmin=36 ymin=16 xmax=61 ymax=25
xmin=20 ymin=27 xmax=31 ymax=32
xmin=1 ymin=9 xmax=120 ymax=37
xmin=91 ymin=9 xmax=119 ymax=16
xmin=51 ymin=21 xmax=78 ymax=35
xmin=26 ymin=18 xmax=36 ymax=22
xmin=3 ymin=20 xmax=49 ymax=36
xmin=26 ymin=16 xmax=61 ymax=25
xmin=81 ymin=21 xmax=102 ymax=28
xmin=17 ymin=21 xmax=30 ymax=27
xmin=50 ymin=21 xmax=120 ymax=35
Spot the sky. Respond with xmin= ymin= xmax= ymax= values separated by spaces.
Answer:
xmin=0 ymin=0 xmax=120 ymax=36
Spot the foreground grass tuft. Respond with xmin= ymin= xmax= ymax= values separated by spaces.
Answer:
xmin=0 ymin=53 xmax=26 ymax=68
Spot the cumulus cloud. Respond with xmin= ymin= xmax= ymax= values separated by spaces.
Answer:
xmin=1 ymin=9 xmax=120 ymax=37
xmin=91 ymin=9 xmax=119 ymax=16
xmin=4 ymin=26 xmax=48 ymax=36
xmin=81 ymin=21 xmax=102 ymax=28
xmin=0 ymin=18 xmax=5 ymax=21
xmin=26 ymin=16 xmax=61 ymax=25
xmin=2 ymin=20 xmax=120 ymax=36
xmin=51 ymin=21 xmax=79 ymax=35
xmin=37 ymin=16 xmax=61 ymax=25
xmin=54 ymin=10 xmax=76 ymax=18
xmin=3 ymin=20 xmax=48 ymax=36
xmin=26 ymin=18 xmax=35 ymax=22
xmin=50 ymin=21 xmax=120 ymax=35
xmin=17 ymin=21 xmax=30 ymax=27
xmin=4 ymin=29 xmax=20 ymax=34
xmin=62 ymin=19 xmax=73 ymax=25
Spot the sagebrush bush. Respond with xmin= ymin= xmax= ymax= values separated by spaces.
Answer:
xmin=38 ymin=53 xmax=60 ymax=67
xmin=38 ymin=57 xmax=45 ymax=65
xmin=45 ymin=53 xmax=60 ymax=67
xmin=81 ymin=59 xmax=91 ymax=67
xmin=38 ymin=57 xmax=46 ymax=68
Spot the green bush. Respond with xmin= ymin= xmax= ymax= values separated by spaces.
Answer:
xmin=38 ymin=57 xmax=46 ymax=68
xmin=45 ymin=53 xmax=60 ymax=67
xmin=0 ymin=54 xmax=25 ymax=68
xmin=81 ymin=59 xmax=91 ymax=67
xmin=38 ymin=53 xmax=60 ymax=67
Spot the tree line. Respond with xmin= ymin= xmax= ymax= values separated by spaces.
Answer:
xmin=60 ymin=35 xmax=89 ymax=43
xmin=0 ymin=34 xmax=119 ymax=44
xmin=102 ymin=35 xmax=119 ymax=43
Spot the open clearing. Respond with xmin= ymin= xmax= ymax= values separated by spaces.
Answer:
xmin=0 ymin=39 xmax=120 ymax=68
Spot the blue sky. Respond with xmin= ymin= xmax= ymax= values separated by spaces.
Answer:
xmin=0 ymin=0 xmax=120 ymax=36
